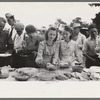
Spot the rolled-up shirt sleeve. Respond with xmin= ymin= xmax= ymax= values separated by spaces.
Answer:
xmin=35 ymin=41 xmax=44 ymax=63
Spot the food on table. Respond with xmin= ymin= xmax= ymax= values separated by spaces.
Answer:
xmin=59 ymin=61 xmax=70 ymax=68
xmin=81 ymin=71 xmax=91 ymax=80
xmin=55 ymin=74 xmax=68 ymax=80
xmin=15 ymin=68 xmax=38 ymax=77
xmin=13 ymin=74 xmax=30 ymax=81
xmin=46 ymin=63 xmax=57 ymax=70
xmin=90 ymin=73 xmax=100 ymax=81
xmin=88 ymin=66 xmax=100 ymax=73
xmin=38 ymin=72 xmax=55 ymax=81
xmin=0 ymin=66 xmax=9 ymax=79
xmin=72 ymin=65 xmax=83 ymax=73
xmin=0 ymin=73 xmax=9 ymax=79
xmin=64 ymin=72 xmax=72 ymax=79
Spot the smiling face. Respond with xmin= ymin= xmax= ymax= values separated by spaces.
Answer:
xmin=63 ymin=30 xmax=71 ymax=41
xmin=47 ymin=30 xmax=57 ymax=42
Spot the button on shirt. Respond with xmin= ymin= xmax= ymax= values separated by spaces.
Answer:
xmin=60 ymin=40 xmax=78 ymax=62
xmin=36 ymin=40 xmax=59 ymax=64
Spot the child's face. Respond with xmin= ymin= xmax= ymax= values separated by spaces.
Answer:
xmin=16 ymin=29 xmax=23 ymax=35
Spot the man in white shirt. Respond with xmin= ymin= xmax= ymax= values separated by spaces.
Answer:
xmin=72 ymin=23 xmax=86 ymax=63
xmin=12 ymin=22 xmax=25 ymax=68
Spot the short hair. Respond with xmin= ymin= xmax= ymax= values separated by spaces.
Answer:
xmin=45 ymin=27 xmax=58 ymax=42
xmin=25 ymin=24 xmax=36 ymax=33
xmin=15 ymin=22 xmax=24 ymax=31
xmin=88 ymin=24 xmax=97 ymax=31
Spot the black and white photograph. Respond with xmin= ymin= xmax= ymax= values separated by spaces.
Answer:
xmin=0 ymin=2 xmax=100 ymax=82
xmin=0 ymin=2 xmax=100 ymax=98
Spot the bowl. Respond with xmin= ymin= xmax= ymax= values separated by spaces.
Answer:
xmin=72 ymin=65 xmax=84 ymax=73
xmin=59 ymin=62 xmax=70 ymax=69
xmin=13 ymin=74 xmax=30 ymax=81
xmin=15 ymin=68 xmax=38 ymax=77
xmin=38 ymin=72 xmax=55 ymax=81
xmin=0 ymin=73 xmax=9 ymax=79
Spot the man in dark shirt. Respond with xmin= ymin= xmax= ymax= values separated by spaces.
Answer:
xmin=0 ymin=17 xmax=13 ymax=67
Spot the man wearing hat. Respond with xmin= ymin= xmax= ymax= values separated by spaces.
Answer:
xmin=72 ymin=22 xmax=86 ymax=63
xmin=5 ymin=13 xmax=18 ymax=42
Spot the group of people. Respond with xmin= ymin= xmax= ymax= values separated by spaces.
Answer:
xmin=0 ymin=13 xmax=100 ymax=71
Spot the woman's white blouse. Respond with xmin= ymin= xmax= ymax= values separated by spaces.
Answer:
xmin=36 ymin=40 xmax=59 ymax=64
xmin=60 ymin=40 xmax=78 ymax=62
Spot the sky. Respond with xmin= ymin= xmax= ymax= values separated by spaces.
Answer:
xmin=0 ymin=2 xmax=100 ymax=29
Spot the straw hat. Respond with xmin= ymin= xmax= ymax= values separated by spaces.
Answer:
xmin=72 ymin=23 xmax=81 ymax=28
xmin=5 ymin=13 xmax=14 ymax=19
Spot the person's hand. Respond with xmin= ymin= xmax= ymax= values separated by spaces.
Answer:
xmin=22 ymin=40 xmax=26 ymax=48
xmin=37 ymin=59 xmax=45 ymax=68
xmin=78 ymin=45 xmax=83 ymax=50
xmin=32 ymin=51 xmax=37 ymax=58
xmin=17 ymin=50 xmax=22 ymax=55
xmin=53 ymin=59 xmax=59 ymax=66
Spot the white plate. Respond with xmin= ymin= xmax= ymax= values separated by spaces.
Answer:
xmin=0 ymin=54 xmax=12 ymax=57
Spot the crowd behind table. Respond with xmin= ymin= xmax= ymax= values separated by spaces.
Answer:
xmin=0 ymin=13 xmax=100 ymax=81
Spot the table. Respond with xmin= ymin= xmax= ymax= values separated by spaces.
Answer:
xmin=0 ymin=68 xmax=72 ymax=81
